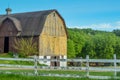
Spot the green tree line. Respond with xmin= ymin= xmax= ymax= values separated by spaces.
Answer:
xmin=67 ymin=28 xmax=120 ymax=59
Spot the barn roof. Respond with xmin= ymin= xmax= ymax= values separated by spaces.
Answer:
xmin=0 ymin=9 xmax=66 ymax=36
xmin=0 ymin=16 xmax=22 ymax=31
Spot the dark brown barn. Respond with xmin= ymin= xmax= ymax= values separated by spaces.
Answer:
xmin=0 ymin=8 xmax=67 ymax=66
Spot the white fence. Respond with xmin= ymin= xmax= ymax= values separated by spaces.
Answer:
xmin=0 ymin=54 xmax=120 ymax=79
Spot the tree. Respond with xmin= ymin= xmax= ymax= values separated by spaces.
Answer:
xmin=114 ymin=37 xmax=120 ymax=58
xmin=113 ymin=29 xmax=120 ymax=36
xmin=14 ymin=37 xmax=38 ymax=57
xmin=67 ymin=28 xmax=88 ymax=57
xmin=67 ymin=39 xmax=76 ymax=58
xmin=67 ymin=28 xmax=120 ymax=59
xmin=81 ymin=36 xmax=96 ymax=58
xmin=93 ymin=33 xmax=116 ymax=59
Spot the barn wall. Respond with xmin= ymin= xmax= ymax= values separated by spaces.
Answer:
xmin=0 ymin=18 xmax=18 ymax=53
xmin=9 ymin=37 xmax=16 ymax=52
xmin=0 ymin=18 xmax=18 ymax=37
xmin=0 ymin=37 xmax=4 ymax=52
xmin=0 ymin=18 xmax=39 ymax=54
xmin=39 ymin=11 xmax=67 ymax=56
xmin=0 ymin=37 xmax=17 ymax=53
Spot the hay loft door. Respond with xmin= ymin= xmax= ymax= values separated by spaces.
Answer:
xmin=4 ymin=37 xmax=9 ymax=53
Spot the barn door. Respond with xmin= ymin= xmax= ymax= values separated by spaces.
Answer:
xmin=4 ymin=37 xmax=9 ymax=53
xmin=51 ymin=56 xmax=60 ymax=66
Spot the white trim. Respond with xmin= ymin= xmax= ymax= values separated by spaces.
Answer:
xmin=38 ymin=56 xmax=51 ymax=66
xmin=38 ymin=56 xmax=67 ymax=67
xmin=60 ymin=56 xmax=67 ymax=67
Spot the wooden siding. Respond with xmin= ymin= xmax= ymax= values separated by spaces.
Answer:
xmin=0 ymin=18 xmax=18 ymax=53
xmin=0 ymin=18 xmax=18 ymax=37
xmin=0 ymin=37 xmax=4 ymax=52
xmin=0 ymin=18 xmax=39 ymax=53
xmin=39 ymin=12 xmax=67 ymax=56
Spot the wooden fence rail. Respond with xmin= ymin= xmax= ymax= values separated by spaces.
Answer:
xmin=0 ymin=54 xmax=120 ymax=79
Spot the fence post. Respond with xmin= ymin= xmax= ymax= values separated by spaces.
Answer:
xmin=80 ymin=57 xmax=82 ymax=70
xmin=114 ymin=54 xmax=117 ymax=77
xmin=34 ymin=55 xmax=38 ymax=75
xmin=86 ymin=55 xmax=89 ymax=77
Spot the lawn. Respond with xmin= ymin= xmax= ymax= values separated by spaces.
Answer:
xmin=0 ymin=69 xmax=114 ymax=76
xmin=0 ymin=53 xmax=13 ymax=58
xmin=0 ymin=53 xmax=46 ymax=66
xmin=0 ymin=71 xmax=118 ymax=80
xmin=0 ymin=53 xmax=118 ymax=80
xmin=0 ymin=69 xmax=117 ymax=80
xmin=0 ymin=73 xmax=95 ymax=80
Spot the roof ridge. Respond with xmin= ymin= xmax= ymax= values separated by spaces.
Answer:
xmin=11 ymin=9 xmax=56 ymax=15
xmin=0 ymin=9 xmax=57 ymax=16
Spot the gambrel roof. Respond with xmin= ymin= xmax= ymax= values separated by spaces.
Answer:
xmin=0 ymin=9 xmax=67 ymax=36
xmin=0 ymin=16 xmax=22 ymax=31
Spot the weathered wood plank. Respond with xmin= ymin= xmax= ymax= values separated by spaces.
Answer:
xmin=39 ymin=12 xmax=67 ymax=56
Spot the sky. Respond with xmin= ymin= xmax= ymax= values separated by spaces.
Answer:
xmin=0 ymin=0 xmax=120 ymax=31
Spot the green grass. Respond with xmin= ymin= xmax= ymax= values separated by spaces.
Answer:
xmin=117 ymin=72 xmax=120 ymax=76
xmin=0 ymin=70 xmax=118 ymax=80
xmin=90 ymin=71 xmax=114 ymax=76
xmin=0 ymin=60 xmax=34 ymax=65
xmin=0 ymin=69 xmax=115 ymax=76
xmin=0 ymin=53 xmax=13 ymax=58
xmin=0 ymin=53 xmax=33 ymax=65
xmin=0 ymin=53 xmax=46 ymax=66
xmin=39 ymin=70 xmax=86 ymax=75
xmin=0 ymin=59 xmax=46 ymax=66
xmin=0 ymin=53 xmax=118 ymax=79
xmin=0 ymin=71 xmax=117 ymax=80
xmin=0 ymin=73 xmax=94 ymax=80
xmin=0 ymin=70 xmax=86 ymax=76
xmin=39 ymin=70 xmax=114 ymax=76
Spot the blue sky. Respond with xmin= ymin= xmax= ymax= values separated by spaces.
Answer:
xmin=0 ymin=0 xmax=120 ymax=31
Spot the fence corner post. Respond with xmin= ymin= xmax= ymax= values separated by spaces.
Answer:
xmin=34 ymin=55 xmax=38 ymax=75
xmin=86 ymin=55 xmax=89 ymax=77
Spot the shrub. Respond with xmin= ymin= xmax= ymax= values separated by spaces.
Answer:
xmin=14 ymin=37 xmax=38 ymax=57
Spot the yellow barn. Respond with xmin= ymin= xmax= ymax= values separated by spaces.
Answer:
xmin=0 ymin=8 xmax=67 ymax=67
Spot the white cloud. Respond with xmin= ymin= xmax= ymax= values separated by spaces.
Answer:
xmin=68 ymin=21 xmax=120 ymax=31
xmin=116 ymin=21 xmax=120 ymax=25
xmin=114 ymin=21 xmax=120 ymax=29
xmin=90 ymin=23 xmax=112 ymax=29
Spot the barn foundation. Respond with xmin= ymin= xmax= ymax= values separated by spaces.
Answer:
xmin=39 ymin=56 xmax=67 ymax=67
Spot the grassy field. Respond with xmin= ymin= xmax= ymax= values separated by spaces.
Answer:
xmin=0 ymin=53 xmax=46 ymax=66
xmin=0 ymin=69 xmax=117 ymax=80
xmin=0 ymin=73 xmax=96 ymax=80
xmin=0 ymin=53 xmax=13 ymax=58
xmin=0 ymin=60 xmax=34 ymax=65
xmin=0 ymin=53 xmax=119 ymax=80
xmin=0 ymin=71 xmax=117 ymax=80
xmin=0 ymin=69 xmax=114 ymax=76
